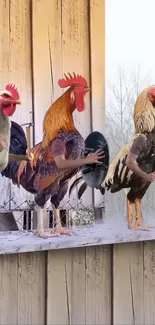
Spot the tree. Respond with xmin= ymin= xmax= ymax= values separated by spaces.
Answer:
xmin=105 ymin=66 xmax=150 ymax=156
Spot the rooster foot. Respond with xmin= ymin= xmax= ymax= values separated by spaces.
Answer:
xmin=32 ymin=229 xmax=61 ymax=239
xmin=128 ymin=222 xmax=150 ymax=231
xmin=54 ymin=225 xmax=72 ymax=236
xmin=32 ymin=225 xmax=72 ymax=239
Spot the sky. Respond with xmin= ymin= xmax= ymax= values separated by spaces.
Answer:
xmin=106 ymin=0 xmax=155 ymax=84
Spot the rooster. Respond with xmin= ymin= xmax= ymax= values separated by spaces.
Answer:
xmin=2 ymin=73 xmax=103 ymax=238
xmin=69 ymin=86 xmax=155 ymax=231
xmin=0 ymin=83 xmax=27 ymax=172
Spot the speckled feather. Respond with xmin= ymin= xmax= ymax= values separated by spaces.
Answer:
xmin=10 ymin=130 xmax=85 ymax=208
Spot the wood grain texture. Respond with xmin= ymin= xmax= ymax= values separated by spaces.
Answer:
xmin=0 ymin=254 xmax=18 ymax=324
xmin=9 ymin=0 xmax=34 ymax=210
xmin=113 ymin=242 xmax=144 ymax=325
xmin=143 ymin=241 xmax=155 ymax=325
xmin=0 ymin=0 xmax=12 ymax=210
xmin=47 ymin=249 xmax=72 ymax=325
xmin=1 ymin=222 xmax=155 ymax=255
xmin=47 ymin=248 xmax=86 ymax=325
xmin=86 ymin=245 xmax=112 ymax=324
xmin=61 ymin=0 xmax=92 ymax=207
xmin=18 ymin=251 xmax=46 ymax=325
xmin=0 ymin=0 xmax=34 ymax=211
xmin=90 ymin=0 xmax=105 ymax=207
xmin=47 ymin=246 xmax=111 ymax=325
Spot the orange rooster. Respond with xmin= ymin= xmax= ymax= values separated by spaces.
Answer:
xmin=2 ymin=73 xmax=103 ymax=238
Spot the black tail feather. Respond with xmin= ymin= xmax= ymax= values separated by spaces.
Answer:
xmin=2 ymin=121 xmax=27 ymax=180
xmin=68 ymin=176 xmax=83 ymax=197
xmin=78 ymin=182 xmax=87 ymax=199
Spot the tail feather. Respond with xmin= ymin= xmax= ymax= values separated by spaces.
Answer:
xmin=68 ymin=176 xmax=83 ymax=197
xmin=78 ymin=182 xmax=87 ymax=199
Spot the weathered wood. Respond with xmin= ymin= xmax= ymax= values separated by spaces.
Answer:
xmin=143 ymin=241 xmax=155 ymax=324
xmin=90 ymin=0 xmax=105 ymax=207
xmin=18 ymin=251 xmax=46 ymax=325
xmin=0 ymin=254 xmax=18 ymax=324
xmin=61 ymin=0 xmax=92 ymax=207
xmin=47 ymin=246 xmax=111 ymax=325
xmin=7 ymin=0 xmax=34 ymax=210
xmin=0 ymin=0 xmax=11 ymax=209
xmin=1 ymin=222 xmax=155 ymax=255
xmin=86 ymin=245 xmax=112 ymax=324
xmin=70 ymin=248 xmax=86 ymax=324
xmin=113 ymin=242 xmax=144 ymax=325
xmin=47 ymin=249 xmax=72 ymax=325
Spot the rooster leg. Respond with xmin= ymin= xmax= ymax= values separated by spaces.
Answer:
xmin=135 ymin=198 xmax=155 ymax=229
xmin=128 ymin=198 xmax=149 ymax=231
xmin=53 ymin=206 xmax=72 ymax=236
xmin=36 ymin=206 xmax=60 ymax=238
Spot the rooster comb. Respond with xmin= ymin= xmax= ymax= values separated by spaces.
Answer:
xmin=58 ymin=72 xmax=87 ymax=88
xmin=5 ymin=83 xmax=19 ymax=100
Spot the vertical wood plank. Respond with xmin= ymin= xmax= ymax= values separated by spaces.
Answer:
xmin=18 ymin=251 xmax=46 ymax=325
xmin=32 ymin=0 xmax=92 ymax=208
xmin=47 ymin=249 xmax=72 ymax=325
xmin=0 ymin=0 xmax=11 ymax=210
xmin=47 ymin=247 xmax=86 ymax=325
xmin=0 ymin=254 xmax=18 ymax=324
xmin=143 ymin=241 xmax=155 ymax=325
xmin=8 ymin=0 xmax=34 ymax=210
xmin=61 ymin=0 xmax=92 ymax=207
xmin=70 ymin=248 xmax=86 ymax=324
xmin=32 ymin=0 xmax=63 ymax=144
xmin=113 ymin=242 xmax=144 ymax=325
xmin=86 ymin=246 xmax=111 ymax=324
xmin=90 ymin=0 xmax=105 ymax=207
xmin=32 ymin=0 xmax=63 ymax=212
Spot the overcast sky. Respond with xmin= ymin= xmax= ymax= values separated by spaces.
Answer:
xmin=106 ymin=0 xmax=155 ymax=84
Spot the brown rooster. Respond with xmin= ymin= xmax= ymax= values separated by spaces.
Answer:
xmin=69 ymin=86 xmax=155 ymax=231
xmin=2 ymin=73 xmax=103 ymax=238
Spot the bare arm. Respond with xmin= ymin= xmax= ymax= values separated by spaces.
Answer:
xmin=9 ymin=153 xmax=30 ymax=162
xmin=126 ymin=152 xmax=155 ymax=182
xmin=54 ymin=150 xmax=104 ymax=169
xmin=126 ymin=152 xmax=148 ymax=180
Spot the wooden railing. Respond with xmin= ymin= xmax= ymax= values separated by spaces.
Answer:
xmin=0 ymin=222 xmax=155 ymax=324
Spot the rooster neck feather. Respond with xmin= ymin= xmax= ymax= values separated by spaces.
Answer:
xmin=42 ymin=88 xmax=76 ymax=149
xmin=134 ymin=85 xmax=155 ymax=133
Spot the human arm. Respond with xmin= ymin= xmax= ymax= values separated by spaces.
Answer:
xmin=126 ymin=136 xmax=155 ymax=182
xmin=8 ymin=153 xmax=31 ymax=162
xmin=52 ymin=139 xmax=104 ymax=169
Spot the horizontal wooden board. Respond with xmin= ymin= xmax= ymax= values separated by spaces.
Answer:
xmin=0 ymin=222 xmax=155 ymax=254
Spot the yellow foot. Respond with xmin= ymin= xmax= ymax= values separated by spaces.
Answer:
xmin=128 ymin=223 xmax=150 ymax=231
xmin=32 ymin=229 xmax=61 ymax=239
xmin=32 ymin=226 xmax=72 ymax=239
xmin=54 ymin=225 xmax=72 ymax=236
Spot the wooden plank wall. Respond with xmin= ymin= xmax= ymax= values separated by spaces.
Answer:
xmin=0 ymin=0 xmax=105 ymax=213
xmin=1 ymin=241 xmax=155 ymax=324
xmin=0 ymin=0 xmax=33 ymax=211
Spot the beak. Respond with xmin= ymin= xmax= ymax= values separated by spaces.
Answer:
xmin=13 ymin=99 xmax=21 ymax=105
xmin=86 ymin=87 xmax=91 ymax=92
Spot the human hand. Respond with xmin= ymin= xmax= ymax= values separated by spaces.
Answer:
xmin=145 ymin=172 xmax=155 ymax=182
xmin=85 ymin=149 xmax=104 ymax=165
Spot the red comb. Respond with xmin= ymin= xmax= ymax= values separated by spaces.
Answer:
xmin=58 ymin=72 xmax=87 ymax=88
xmin=5 ymin=83 xmax=19 ymax=100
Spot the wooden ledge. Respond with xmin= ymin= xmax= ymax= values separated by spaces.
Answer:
xmin=0 ymin=221 xmax=155 ymax=255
